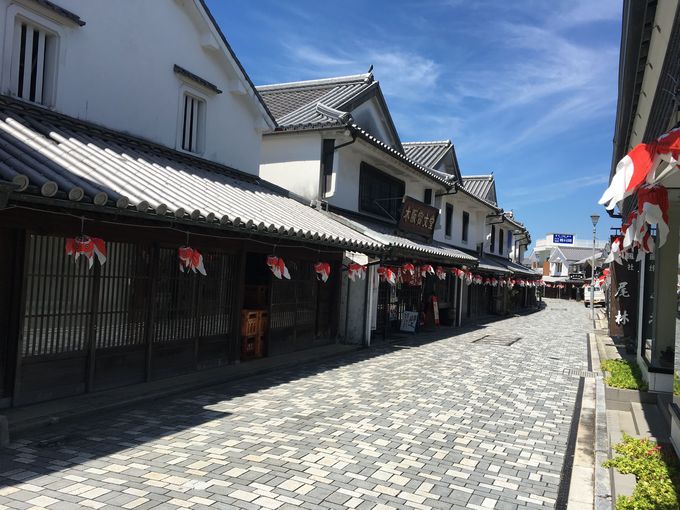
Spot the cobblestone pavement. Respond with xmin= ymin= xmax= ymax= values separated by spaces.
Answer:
xmin=0 ymin=299 xmax=589 ymax=510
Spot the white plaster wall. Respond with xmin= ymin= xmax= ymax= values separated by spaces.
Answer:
xmin=330 ymin=142 xmax=435 ymax=215
xmin=330 ymin=147 xmax=362 ymax=212
xmin=259 ymin=133 xmax=322 ymax=201
xmin=351 ymin=98 xmax=398 ymax=148
xmin=0 ymin=0 xmax=268 ymax=174
xmin=338 ymin=253 xmax=370 ymax=344
xmin=432 ymin=193 xmax=485 ymax=249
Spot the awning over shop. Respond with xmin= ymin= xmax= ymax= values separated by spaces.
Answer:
xmin=503 ymin=258 xmax=541 ymax=277
xmin=543 ymin=276 xmax=570 ymax=283
xmin=475 ymin=253 xmax=512 ymax=275
xmin=0 ymin=96 xmax=381 ymax=253
xmin=331 ymin=213 xmax=477 ymax=265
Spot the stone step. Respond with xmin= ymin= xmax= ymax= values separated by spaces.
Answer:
xmin=630 ymin=401 xmax=670 ymax=443
xmin=606 ymin=409 xmax=636 ymax=500
xmin=607 ymin=409 xmax=637 ymax=441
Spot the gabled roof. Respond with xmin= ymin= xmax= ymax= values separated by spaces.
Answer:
xmin=549 ymin=246 xmax=594 ymax=263
xmin=196 ymin=0 xmax=276 ymax=128
xmin=402 ymin=141 xmax=452 ymax=169
xmin=0 ymin=96 xmax=380 ymax=252
xmin=257 ymin=72 xmax=402 ymax=149
xmin=258 ymin=74 xmax=374 ymax=127
xmin=462 ymin=175 xmax=497 ymax=206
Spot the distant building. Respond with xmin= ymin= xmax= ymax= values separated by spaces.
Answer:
xmin=528 ymin=234 xmax=607 ymax=275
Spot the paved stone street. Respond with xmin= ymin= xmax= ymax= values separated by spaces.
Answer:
xmin=0 ymin=299 xmax=589 ymax=510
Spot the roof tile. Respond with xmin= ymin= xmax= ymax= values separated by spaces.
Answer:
xmin=0 ymin=96 xmax=381 ymax=252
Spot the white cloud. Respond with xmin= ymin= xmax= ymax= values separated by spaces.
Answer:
xmin=278 ymin=41 xmax=440 ymax=102
xmin=550 ymin=0 xmax=621 ymax=29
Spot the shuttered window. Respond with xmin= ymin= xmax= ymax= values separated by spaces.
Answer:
xmin=462 ymin=212 xmax=469 ymax=242
xmin=181 ymin=93 xmax=205 ymax=153
xmin=445 ymin=203 xmax=453 ymax=237
xmin=12 ymin=20 xmax=57 ymax=105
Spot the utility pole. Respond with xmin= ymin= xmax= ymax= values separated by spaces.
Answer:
xmin=590 ymin=214 xmax=600 ymax=322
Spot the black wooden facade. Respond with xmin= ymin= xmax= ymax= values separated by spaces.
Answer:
xmin=0 ymin=208 xmax=343 ymax=408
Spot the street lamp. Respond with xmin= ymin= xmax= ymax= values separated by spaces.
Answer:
xmin=590 ymin=214 xmax=600 ymax=321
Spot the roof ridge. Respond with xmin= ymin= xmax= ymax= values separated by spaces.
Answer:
xmin=462 ymin=174 xmax=493 ymax=179
xmin=402 ymin=140 xmax=451 ymax=146
xmin=257 ymin=73 xmax=373 ymax=91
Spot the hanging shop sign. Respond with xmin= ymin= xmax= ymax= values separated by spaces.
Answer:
xmin=569 ymin=272 xmax=584 ymax=280
xmin=398 ymin=196 xmax=439 ymax=238
xmin=608 ymin=252 xmax=638 ymax=339
xmin=552 ymin=234 xmax=574 ymax=244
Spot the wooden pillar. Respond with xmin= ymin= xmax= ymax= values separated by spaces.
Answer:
xmin=231 ymin=250 xmax=248 ymax=362
xmin=144 ymin=244 xmax=160 ymax=382
xmin=651 ymin=200 xmax=680 ymax=380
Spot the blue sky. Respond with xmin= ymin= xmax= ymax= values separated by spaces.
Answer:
xmin=207 ymin=0 xmax=622 ymax=249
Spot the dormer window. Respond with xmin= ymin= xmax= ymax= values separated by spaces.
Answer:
xmin=11 ymin=19 xmax=57 ymax=105
xmin=180 ymin=92 xmax=205 ymax=154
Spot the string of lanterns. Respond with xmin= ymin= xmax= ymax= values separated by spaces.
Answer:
xmin=376 ymin=263 xmax=543 ymax=288
xmin=62 ymin=226 xmax=542 ymax=289
xmin=600 ymin=127 xmax=680 ymax=264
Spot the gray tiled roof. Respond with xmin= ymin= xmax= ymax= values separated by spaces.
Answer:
xmin=331 ymin=213 xmax=477 ymax=264
xmin=257 ymin=74 xmax=375 ymax=129
xmin=33 ymin=0 xmax=85 ymax=26
xmin=0 ymin=96 xmax=381 ymax=252
xmin=348 ymin=124 xmax=453 ymax=186
xmin=462 ymin=175 xmax=496 ymax=205
xmin=553 ymin=246 xmax=597 ymax=263
xmin=402 ymin=141 xmax=451 ymax=169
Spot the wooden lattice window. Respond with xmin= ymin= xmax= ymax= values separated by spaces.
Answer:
xmin=96 ymin=242 xmax=150 ymax=349
xmin=21 ymin=234 xmax=94 ymax=357
xmin=153 ymin=247 xmax=235 ymax=343
xmin=12 ymin=19 xmax=57 ymax=105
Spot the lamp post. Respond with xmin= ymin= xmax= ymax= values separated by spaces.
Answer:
xmin=590 ymin=214 xmax=600 ymax=321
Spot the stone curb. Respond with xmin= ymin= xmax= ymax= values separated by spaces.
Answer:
xmin=595 ymin=373 xmax=613 ymax=509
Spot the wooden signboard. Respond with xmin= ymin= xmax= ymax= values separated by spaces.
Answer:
xmin=432 ymin=296 xmax=440 ymax=326
xmin=608 ymin=254 xmax=638 ymax=339
xmin=398 ymin=196 xmax=439 ymax=238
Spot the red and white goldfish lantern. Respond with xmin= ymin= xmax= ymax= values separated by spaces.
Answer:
xmin=435 ymin=266 xmax=447 ymax=280
xmin=267 ymin=255 xmax=290 ymax=280
xmin=314 ymin=262 xmax=331 ymax=283
xmin=347 ymin=263 xmax=366 ymax=282
xmin=420 ymin=264 xmax=435 ymax=278
xmin=178 ymin=245 xmax=207 ymax=275
xmin=377 ymin=266 xmax=396 ymax=285
xmin=65 ymin=236 xmax=107 ymax=269
xmin=402 ymin=263 xmax=415 ymax=276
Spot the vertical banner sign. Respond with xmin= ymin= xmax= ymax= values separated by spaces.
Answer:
xmin=432 ymin=296 xmax=440 ymax=326
xmin=608 ymin=253 xmax=638 ymax=339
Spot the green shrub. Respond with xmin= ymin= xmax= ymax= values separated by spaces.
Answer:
xmin=601 ymin=359 xmax=648 ymax=391
xmin=603 ymin=434 xmax=680 ymax=509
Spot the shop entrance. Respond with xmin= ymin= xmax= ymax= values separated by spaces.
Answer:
xmin=268 ymin=258 xmax=336 ymax=356
xmin=241 ymin=253 xmax=270 ymax=361
xmin=0 ymin=228 xmax=19 ymax=407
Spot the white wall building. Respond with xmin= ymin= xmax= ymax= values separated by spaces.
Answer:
xmin=256 ymin=73 xmax=534 ymax=336
xmin=0 ymin=0 xmax=275 ymax=174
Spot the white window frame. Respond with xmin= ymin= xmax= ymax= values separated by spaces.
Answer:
xmin=2 ymin=5 xmax=63 ymax=107
xmin=176 ymin=86 xmax=207 ymax=155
